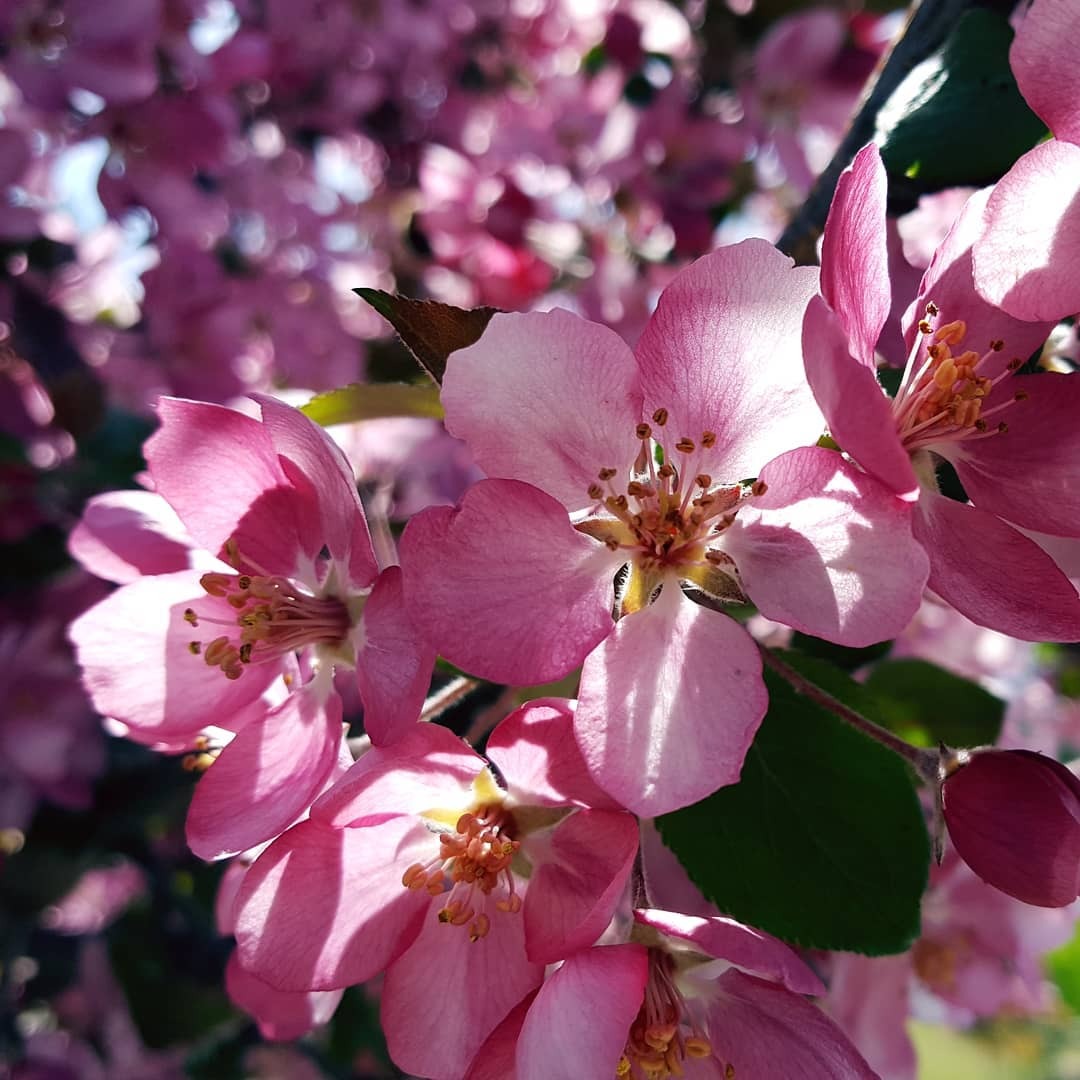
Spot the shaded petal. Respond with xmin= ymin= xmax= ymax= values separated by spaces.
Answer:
xmin=442 ymin=309 xmax=642 ymax=512
xmin=707 ymin=969 xmax=878 ymax=1080
xmin=465 ymin=993 xmax=537 ymax=1080
xmin=820 ymin=143 xmax=890 ymax=368
xmin=516 ymin=945 xmax=648 ymax=1080
xmin=944 ymin=373 xmax=1080 ymax=537
xmin=523 ymin=809 xmax=638 ymax=964
xmin=186 ymin=686 xmax=344 ymax=860
xmin=635 ymin=240 xmax=823 ymax=481
xmin=973 ymin=141 xmax=1080 ymax=322
xmin=641 ymin=822 xmax=719 ymax=919
xmin=1010 ymin=0 xmax=1080 ymax=142
xmin=382 ymin=899 xmax=544 ymax=1080
xmin=913 ymin=491 xmax=1080 ymax=641
xmin=634 ymin=909 xmax=823 ymax=995
xmin=225 ymin=952 xmax=342 ymax=1041
xmin=803 ymin=297 xmax=918 ymax=497
xmin=68 ymin=570 xmax=279 ymax=740
xmin=576 ymin=585 xmax=766 ymax=816
xmin=400 ymin=479 xmax=617 ymax=685
xmin=234 ymin=816 xmax=431 ymax=991
xmin=485 ymin=698 xmax=621 ymax=810
xmin=356 ymin=566 xmax=436 ymax=746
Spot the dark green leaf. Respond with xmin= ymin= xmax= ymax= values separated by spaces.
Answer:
xmin=354 ymin=289 xmax=498 ymax=385
xmin=657 ymin=654 xmax=929 ymax=954
xmin=863 ymin=658 xmax=1004 ymax=748
xmin=790 ymin=631 xmax=893 ymax=672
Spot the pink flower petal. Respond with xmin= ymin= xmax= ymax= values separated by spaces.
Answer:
xmin=634 ymin=240 xmax=824 ymax=481
xmin=400 ymin=479 xmax=617 ymax=685
xmin=973 ymin=141 xmax=1080 ymax=322
xmin=914 ymin=491 xmax=1080 ymax=640
xmin=803 ymin=297 xmax=918 ymax=497
xmin=356 ymin=566 xmax=436 ymax=746
xmin=186 ymin=686 xmax=344 ymax=860
xmin=575 ymin=585 xmax=766 ymax=816
xmin=382 ymin=900 xmax=544 ymax=1080
xmin=441 ymin=309 xmax=642 ymax=512
xmin=1010 ymin=0 xmax=1080 ymax=142
xmin=820 ymin=143 xmax=891 ymax=368
xmin=523 ymin=809 xmax=638 ymax=964
xmin=485 ymin=699 xmax=620 ymax=810
xmin=233 ymin=816 xmax=431 ymax=991
xmin=68 ymin=570 xmax=278 ymax=740
xmin=516 ymin=945 xmax=648 ymax=1080
xmin=634 ymin=909 xmax=824 ymax=995
xmin=465 ymin=994 xmax=536 ymax=1080
xmin=724 ymin=447 xmax=928 ymax=646
xmin=225 ymin=952 xmax=342 ymax=1041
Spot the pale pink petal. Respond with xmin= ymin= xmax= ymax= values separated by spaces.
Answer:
xmin=973 ymin=141 xmax=1080 ymax=322
xmin=707 ymin=970 xmax=878 ymax=1079
xmin=186 ymin=686 xmax=344 ymax=860
xmin=225 ymin=952 xmax=343 ymax=1041
xmin=943 ymin=373 xmax=1080 ymax=537
xmin=68 ymin=490 xmax=203 ymax=584
xmin=803 ymin=297 xmax=918 ymax=497
xmin=523 ymin=809 xmax=638 ymax=964
xmin=634 ymin=240 xmax=824 ymax=481
xmin=485 ymin=699 xmax=621 ymax=810
xmin=516 ymin=945 xmax=648 ymax=1080
xmin=399 ymin=479 xmax=617 ymax=685
xmin=356 ymin=566 xmax=436 ymax=745
xmin=575 ymin=585 xmax=766 ymax=816
xmin=724 ymin=447 xmax=928 ymax=646
xmin=382 ymin=900 xmax=544 ymax=1080
xmin=913 ymin=491 xmax=1080 ymax=641
xmin=820 ymin=143 xmax=890 ymax=367
xmin=465 ymin=993 xmax=537 ymax=1080
xmin=68 ymin=570 xmax=279 ymax=740
xmin=312 ymin=721 xmax=482 ymax=828
xmin=634 ymin=910 xmax=823 ymax=995
xmin=233 ymin=816 xmax=431 ymax=991
xmin=442 ymin=309 xmax=642 ymax=512
xmin=1011 ymin=0 xmax=1080 ymax=142
xmin=641 ymin=823 xmax=719 ymax=918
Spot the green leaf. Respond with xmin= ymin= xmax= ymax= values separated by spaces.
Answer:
xmin=355 ymin=288 xmax=498 ymax=385
xmin=300 ymin=381 xmax=444 ymax=427
xmin=657 ymin=654 xmax=929 ymax=954
xmin=790 ymin=631 xmax=893 ymax=672
xmin=1048 ymin=920 xmax=1080 ymax=1014
xmin=876 ymin=9 xmax=1048 ymax=192
xmin=863 ymin=658 xmax=1004 ymax=749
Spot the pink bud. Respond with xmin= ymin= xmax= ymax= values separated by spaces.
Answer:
xmin=942 ymin=749 xmax=1080 ymax=907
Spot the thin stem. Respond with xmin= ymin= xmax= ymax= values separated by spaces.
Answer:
xmin=421 ymin=675 xmax=479 ymax=723
xmin=758 ymin=644 xmax=939 ymax=782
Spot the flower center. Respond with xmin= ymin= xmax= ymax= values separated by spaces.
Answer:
xmin=892 ymin=303 xmax=1027 ymax=455
xmin=617 ymin=949 xmax=713 ymax=1079
xmin=912 ymin=934 xmax=968 ymax=994
xmin=401 ymin=802 xmax=522 ymax=943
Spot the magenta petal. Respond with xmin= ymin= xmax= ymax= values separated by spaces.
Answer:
xmin=914 ymin=491 xmax=1080 ymax=641
xmin=943 ymin=748 xmax=1080 ymax=907
xmin=233 ymin=816 xmax=431 ymax=991
xmin=945 ymin=373 xmax=1080 ymax=537
xmin=1010 ymin=0 xmax=1080 ymax=142
xmin=820 ymin=143 xmax=890 ymax=367
xmin=724 ymin=447 xmax=928 ymax=646
xmin=485 ymin=699 xmax=620 ymax=810
xmin=635 ymin=241 xmax=823 ymax=481
xmin=356 ymin=566 xmax=436 ymax=746
xmin=633 ymin=909 xmax=823 ymax=995
xmin=382 ymin=902 xmax=544 ymax=1080
xmin=803 ymin=297 xmax=918 ymax=496
xmin=399 ymin=479 xmax=617 ymax=685
xmin=523 ymin=809 xmax=638 ymax=964
xmin=186 ymin=686 xmax=344 ymax=860
xmin=225 ymin=952 xmax=342 ymax=1041
xmin=973 ymin=141 xmax=1080 ymax=322
xmin=465 ymin=993 xmax=537 ymax=1080
xmin=442 ymin=309 xmax=642 ymax=512
xmin=708 ymin=969 xmax=878 ymax=1079
xmin=576 ymin=586 xmax=766 ymax=816
xmin=517 ymin=945 xmax=648 ymax=1080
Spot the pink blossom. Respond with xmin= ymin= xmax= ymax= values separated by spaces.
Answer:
xmin=233 ymin=700 xmax=638 ymax=1079
xmin=804 ymin=142 xmax=1080 ymax=640
xmin=402 ymin=240 xmax=928 ymax=814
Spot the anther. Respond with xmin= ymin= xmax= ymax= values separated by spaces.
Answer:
xmin=695 ymin=473 xmax=712 ymax=488
xmin=1007 ymin=358 xmax=1023 ymax=371
xmin=974 ymin=419 xmax=988 ymax=432
xmin=652 ymin=408 xmax=669 ymax=426
xmin=588 ymin=483 xmax=604 ymax=500
xmin=686 ymin=1039 xmax=712 ymax=1058
xmin=598 ymin=467 xmax=618 ymax=481
xmin=997 ymin=422 xmax=1008 ymax=434
xmin=918 ymin=319 xmax=933 ymax=335
xmin=1014 ymin=390 xmax=1028 ymax=401
xmin=469 ymin=914 xmax=491 ymax=942
xmin=636 ymin=422 xmax=652 ymax=440
xmin=657 ymin=463 xmax=675 ymax=479
xmin=239 ymin=643 xmax=253 ymax=664
xmin=750 ymin=480 xmax=768 ymax=497
xmin=187 ymin=641 xmax=201 ymax=655
xmin=675 ymin=437 xmax=695 ymax=454
xmin=990 ymin=339 xmax=1003 ymax=351
xmin=701 ymin=431 xmax=717 ymax=448
xmin=183 ymin=608 xmax=199 ymax=626
xmin=926 ymin=301 xmax=939 ymax=316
